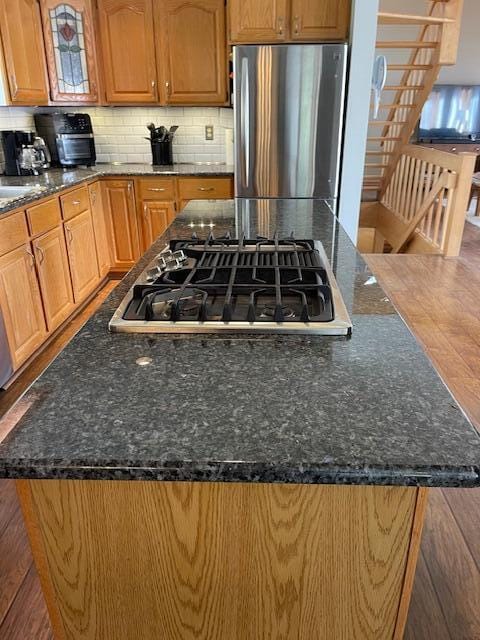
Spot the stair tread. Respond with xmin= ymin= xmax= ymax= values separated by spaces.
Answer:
xmin=378 ymin=12 xmax=455 ymax=25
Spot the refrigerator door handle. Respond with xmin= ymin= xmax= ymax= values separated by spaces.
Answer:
xmin=240 ymin=57 xmax=250 ymax=188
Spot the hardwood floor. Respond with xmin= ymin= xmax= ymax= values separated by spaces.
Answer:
xmin=1 ymin=221 xmax=480 ymax=638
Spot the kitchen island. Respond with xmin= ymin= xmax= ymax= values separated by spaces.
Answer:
xmin=1 ymin=199 xmax=479 ymax=639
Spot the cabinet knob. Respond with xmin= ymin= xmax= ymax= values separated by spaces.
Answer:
xmin=165 ymin=81 xmax=171 ymax=96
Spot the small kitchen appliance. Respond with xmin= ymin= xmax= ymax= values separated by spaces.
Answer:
xmin=110 ymin=232 xmax=352 ymax=335
xmin=34 ymin=113 xmax=96 ymax=167
xmin=1 ymin=130 xmax=46 ymax=176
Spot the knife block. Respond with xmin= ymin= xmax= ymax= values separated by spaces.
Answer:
xmin=151 ymin=140 xmax=173 ymax=166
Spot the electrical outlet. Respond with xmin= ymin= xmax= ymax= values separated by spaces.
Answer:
xmin=205 ymin=125 xmax=214 ymax=141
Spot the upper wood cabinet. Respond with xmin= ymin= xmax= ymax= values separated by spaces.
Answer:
xmin=228 ymin=0 xmax=288 ymax=43
xmin=156 ymin=0 xmax=227 ymax=105
xmin=97 ymin=0 xmax=158 ymax=103
xmin=0 ymin=245 xmax=47 ymax=369
xmin=228 ymin=0 xmax=350 ymax=43
xmin=0 ymin=0 xmax=50 ymax=104
xmin=290 ymin=0 xmax=350 ymax=41
xmin=40 ymin=0 xmax=100 ymax=103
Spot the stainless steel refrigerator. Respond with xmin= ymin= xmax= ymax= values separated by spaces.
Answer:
xmin=234 ymin=44 xmax=347 ymax=206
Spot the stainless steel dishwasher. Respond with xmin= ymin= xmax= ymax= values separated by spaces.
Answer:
xmin=0 ymin=310 xmax=13 ymax=388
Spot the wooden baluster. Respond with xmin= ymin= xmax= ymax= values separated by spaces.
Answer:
xmin=424 ymin=164 xmax=440 ymax=238
xmin=443 ymin=152 xmax=476 ymax=256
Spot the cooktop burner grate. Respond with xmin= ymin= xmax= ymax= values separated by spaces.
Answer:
xmin=122 ymin=232 xmax=335 ymax=324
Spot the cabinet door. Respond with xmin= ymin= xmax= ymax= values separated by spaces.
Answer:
xmin=97 ymin=0 xmax=157 ymax=103
xmin=33 ymin=226 xmax=75 ymax=331
xmin=229 ymin=0 xmax=288 ymax=43
xmin=103 ymin=180 xmax=141 ymax=270
xmin=0 ymin=245 xmax=47 ymax=369
xmin=0 ymin=0 xmax=49 ymax=104
xmin=64 ymin=210 xmax=100 ymax=302
xmin=140 ymin=200 xmax=176 ymax=251
xmin=89 ymin=182 xmax=111 ymax=277
xmin=157 ymin=0 xmax=227 ymax=105
xmin=290 ymin=0 xmax=350 ymax=41
xmin=40 ymin=0 xmax=99 ymax=103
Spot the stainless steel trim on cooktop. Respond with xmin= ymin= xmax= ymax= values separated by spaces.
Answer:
xmin=109 ymin=242 xmax=352 ymax=336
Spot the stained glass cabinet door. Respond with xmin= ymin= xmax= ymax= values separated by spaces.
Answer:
xmin=40 ymin=0 xmax=99 ymax=102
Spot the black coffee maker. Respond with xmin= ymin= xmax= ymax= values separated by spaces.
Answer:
xmin=1 ymin=130 xmax=44 ymax=176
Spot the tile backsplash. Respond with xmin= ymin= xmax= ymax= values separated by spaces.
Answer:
xmin=0 ymin=106 xmax=234 ymax=172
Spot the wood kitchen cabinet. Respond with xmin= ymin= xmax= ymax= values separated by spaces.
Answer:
xmin=89 ymin=182 xmax=111 ymax=277
xmin=140 ymin=200 xmax=176 ymax=251
xmin=0 ymin=245 xmax=46 ymax=369
xmin=229 ymin=0 xmax=288 ymax=43
xmin=0 ymin=0 xmax=50 ymax=104
xmin=97 ymin=0 xmax=157 ymax=103
xmin=290 ymin=0 xmax=350 ymax=41
xmin=64 ymin=209 xmax=100 ymax=302
xmin=228 ymin=0 xmax=350 ymax=43
xmin=156 ymin=0 xmax=227 ymax=105
xmin=103 ymin=180 xmax=141 ymax=270
xmin=40 ymin=0 xmax=100 ymax=103
xmin=33 ymin=226 xmax=75 ymax=331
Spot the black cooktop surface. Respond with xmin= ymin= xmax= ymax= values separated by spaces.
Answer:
xmin=122 ymin=233 xmax=335 ymax=324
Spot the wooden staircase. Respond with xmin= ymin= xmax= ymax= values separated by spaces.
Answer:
xmin=360 ymin=0 xmax=475 ymax=257
xmin=364 ymin=0 xmax=463 ymax=198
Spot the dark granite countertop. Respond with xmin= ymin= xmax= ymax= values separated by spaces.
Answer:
xmin=0 ymin=199 xmax=479 ymax=487
xmin=0 ymin=163 xmax=234 ymax=215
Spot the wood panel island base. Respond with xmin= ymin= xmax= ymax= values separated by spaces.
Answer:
xmin=16 ymin=480 xmax=427 ymax=640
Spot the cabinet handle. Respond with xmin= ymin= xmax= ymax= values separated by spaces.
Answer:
xmin=151 ymin=79 xmax=156 ymax=89
xmin=65 ymin=226 xmax=73 ymax=243
xmin=127 ymin=183 xmax=132 ymax=192
xmin=293 ymin=15 xmax=300 ymax=34
xmin=72 ymin=199 xmax=81 ymax=205
xmin=90 ymin=190 xmax=96 ymax=204
xmin=198 ymin=186 xmax=214 ymax=192
xmin=143 ymin=204 xmax=149 ymax=219
xmin=147 ymin=187 xmax=166 ymax=192
xmin=26 ymin=247 xmax=35 ymax=267
xmin=165 ymin=81 xmax=171 ymax=96
xmin=277 ymin=16 xmax=284 ymax=35
xmin=35 ymin=244 xmax=45 ymax=265
xmin=10 ymin=73 xmax=18 ymax=96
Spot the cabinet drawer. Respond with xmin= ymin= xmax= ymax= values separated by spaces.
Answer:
xmin=0 ymin=211 xmax=29 ymax=257
xmin=178 ymin=177 xmax=233 ymax=200
xmin=27 ymin=198 xmax=62 ymax=237
xmin=60 ymin=186 xmax=90 ymax=220
xmin=138 ymin=178 xmax=176 ymax=201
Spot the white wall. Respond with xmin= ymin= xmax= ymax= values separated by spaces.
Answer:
xmin=0 ymin=106 xmax=233 ymax=172
xmin=338 ymin=0 xmax=379 ymax=241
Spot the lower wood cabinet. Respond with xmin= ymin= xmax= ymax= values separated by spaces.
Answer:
xmin=33 ymin=226 xmax=75 ymax=331
xmin=64 ymin=210 xmax=100 ymax=303
xmin=0 ymin=245 xmax=47 ymax=369
xmin=89 ymin=183 xmax=111 ymax=278
xmin=140 ymin=200 xmax=176 ymax=250
xmin=103 ymin=180 xmax=141 ymax=270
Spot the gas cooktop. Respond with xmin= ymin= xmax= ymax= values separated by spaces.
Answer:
xmin=109 ymin=233 xmax=352 ymax=335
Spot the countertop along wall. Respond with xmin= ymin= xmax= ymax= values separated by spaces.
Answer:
xmin=0 ymin=106 xmax=234 ymax=172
